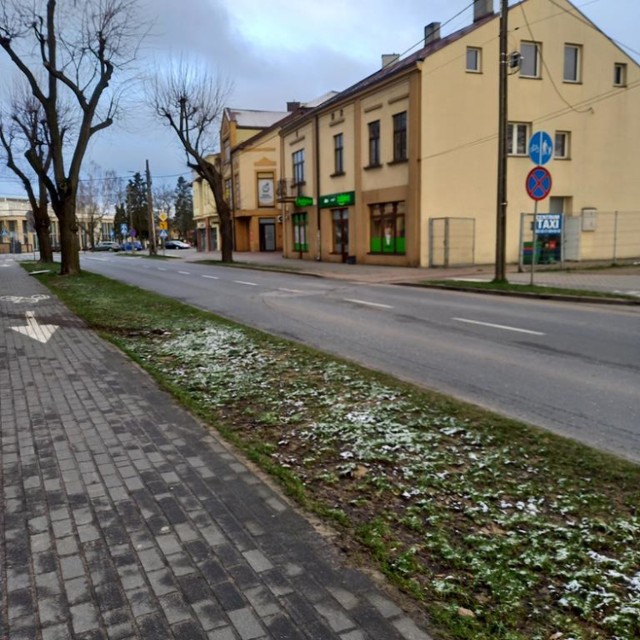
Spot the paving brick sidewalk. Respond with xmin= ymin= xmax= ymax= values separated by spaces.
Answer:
xmin=0 ymin=260 xmax=433 ymax=640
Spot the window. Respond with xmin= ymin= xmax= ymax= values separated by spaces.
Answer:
xmin=466 ymin=47 xmax=482 ymax=73
xmin=369 ymin=202 xmax=406 ymax=255
xmin=507 ymin=122 xmax=529 ymax=156
xmin=520 ymin=41 xmax=540 ymax=78
xmin=223 ymin=139 xmax=231 ymax=163
xmin=368 ymin=120 xmax=380 ymax=167
xmin=554 ymin=131 xmax=570 ymax=159
xmin=614 ymin=63 xmax=627 ymax=87
xmin=333 ymin=133 xmax=344 ymax=175
xmin=292 ymin=149 xmax=305 ymax=185
xmin=392 ymin=111 xmax=407 ymax=162
xmin=563 ymin=44 xmax=581 ymax=82
xmin=224 ymin=178 xmax=233 ymax=209
xmin=292 ymin=213 xmax=308 ymax=252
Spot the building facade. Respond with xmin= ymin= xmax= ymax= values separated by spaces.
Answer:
xmin=277 ymin=0 xmax=640 ymax=266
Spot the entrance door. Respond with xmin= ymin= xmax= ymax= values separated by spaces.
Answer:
xmin=332 ymin=208 xmax=349 ymax=262
xmin=259 ymin=218 xmax=276 ymax=251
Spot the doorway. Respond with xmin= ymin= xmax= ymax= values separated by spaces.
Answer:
xmin=259 ymin=218 xmax=276 ymax=252
xmin=332 ymin=208 xmax=349 ymax=262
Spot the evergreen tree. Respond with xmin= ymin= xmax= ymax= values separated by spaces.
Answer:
xmin=125 ymin=172 xmax=149 ymax=240
xmin=173 ymin=176 xmax=194 ymax=240
xmin=113 ymin=204 xmax=127 ymax=241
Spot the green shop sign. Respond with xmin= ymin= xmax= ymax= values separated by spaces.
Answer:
xmin=319 ymin=191 xmax=355 ymax=208
xmin=294 ymin=195 xmax=314 ymax=208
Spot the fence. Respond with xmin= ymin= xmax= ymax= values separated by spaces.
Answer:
xmin=518 ymin=210 xmax=640 ymax=269
xmin=429 ymin=217 xmax=476 ymax=267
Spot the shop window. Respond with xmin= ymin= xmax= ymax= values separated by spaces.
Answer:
xmin=370 ymin=202 xmax=406 ymax=255
xmin=292 ymin=212 xmax=308 ymax=252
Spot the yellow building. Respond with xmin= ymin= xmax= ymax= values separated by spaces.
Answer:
xmin=278 ymin=0 xmax=640 ymax=266
xmin=192 ymin=154 xmax=221 ymax=252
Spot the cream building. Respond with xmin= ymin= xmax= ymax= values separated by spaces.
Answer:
xmin=0 ymin=195 xmax=115 ymax=254
xmin=278 ymin=0 xmax=640 ymax=266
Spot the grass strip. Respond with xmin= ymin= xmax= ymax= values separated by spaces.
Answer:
xmin=24 ymin=262 xmax=640 ymax=640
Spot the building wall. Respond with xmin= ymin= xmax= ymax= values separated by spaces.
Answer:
xmin=421 ymin=0 xmax=640 ymax=264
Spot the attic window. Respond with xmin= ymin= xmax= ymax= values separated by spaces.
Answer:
xmin=466 ymin=47 xmax=482 ymax=73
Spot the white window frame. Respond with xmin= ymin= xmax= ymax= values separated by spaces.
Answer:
xmin=554 ymin=131 xmax=570 ymax=159
xmin=466 ymin=47 xmax=482 ymax=73
xmin=520 ymin=41 xmax=541 ymax=78
xmin=507 ymin=122 xmax=530 ymax=156
xmin=614 ymin=63 xmax=627 ymax=87
xmin=563 ymin=44 xmax=581 ymax=83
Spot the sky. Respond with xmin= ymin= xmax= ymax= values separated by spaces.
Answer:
xmin=0 ymin=0 xmax=637 ymax=199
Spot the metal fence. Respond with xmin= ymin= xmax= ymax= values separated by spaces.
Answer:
xmin=429 ymin=217 xmax=476 ymax=267
xmin=518 ymin=210 xmax=640 ymax=269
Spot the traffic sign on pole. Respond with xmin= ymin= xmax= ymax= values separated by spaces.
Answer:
xmin=528 ymin=131 xmax=553 ymax=165
xmin=526 ymin=166 xmax=552 ymax=201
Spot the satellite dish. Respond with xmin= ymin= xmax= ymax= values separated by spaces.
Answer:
xmin=508 ymin=51 xmax=522 ymax=72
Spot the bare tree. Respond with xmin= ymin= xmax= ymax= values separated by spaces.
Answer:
xmin=0 ymin=89 xmax=55 ymax=261
xmin=0 ymin=0 xmax=146 ymax=274
xmin=77 ymin=162 xmax=116 ymax=248
xmin=149 ymin=59 xmax=234 ymax=262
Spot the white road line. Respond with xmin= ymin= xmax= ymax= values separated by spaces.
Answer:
xmin=278 ymin=288 xmax=304 ymax=293
xmin=158 ymin=267 xmax=167 ymax=271
xmin=202 ymin=275 xmax=219 ymax=280
xmin=453 ymin=317 xmax=545 ymax=336
xmin=234 ymin=280 xmax=258 ymax=286
xmin=178 ymin=271 xmax=190 ymax=275
xmin=343 ymin=298 xmax=393 ymax=309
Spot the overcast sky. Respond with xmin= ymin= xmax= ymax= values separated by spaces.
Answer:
xmin=0 ymin=0 xmax=637 ymax=199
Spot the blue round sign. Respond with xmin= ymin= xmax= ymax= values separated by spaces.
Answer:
xmin=526 ymin=166 xmax=552 ymax=201
xmin=529 ymin=131 xmax=553 ymax=165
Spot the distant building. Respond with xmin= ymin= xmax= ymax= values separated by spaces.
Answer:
xmin=0 ymin=195 xmax=115 ymax=254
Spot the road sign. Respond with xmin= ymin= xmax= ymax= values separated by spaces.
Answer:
xmin=529 ymin=131 xmax=553 ymax=165
xmin=526 ymin=166 xmax=552 ymax=201
xmin=159 ymin=230 xmax=168 ymax=239
xmin=159 ymin=220 xmax=168 ymax=230
xmin=535 ymin=213 xmax=562 ymax=234
xmin=158 ymin=212 xmax=168 ymax=222
xmin=120 ymin=223 xmax=128 ymax=235
xmin=130 ymin=228 xmax=137 ymax=237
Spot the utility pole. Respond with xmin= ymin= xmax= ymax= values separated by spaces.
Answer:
xmin=146 ymin=159 xmax=157 ymax=256
xmin=494 ymin=0 xmax=509 ymax=282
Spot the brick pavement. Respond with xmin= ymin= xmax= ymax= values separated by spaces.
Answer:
xmin=0 ymin=258 xmax=433 ymax=640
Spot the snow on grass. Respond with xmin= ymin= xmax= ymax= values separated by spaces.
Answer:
xmin=129 ymin=322 xmax=640 ymax=640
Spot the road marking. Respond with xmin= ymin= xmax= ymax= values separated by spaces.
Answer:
xmin=178 ymin=271 xmax=190 ymax=275
xmin=202 ymin=275 xmax=219 ymax=280
xmin=158 ymin=267 xmax=167 ymax=271
xmin=278 ymin=288 xmax=304 ymax=293
xmin=234 ymin=280 xmax=258 ymax=286
xmin=11 ymin=311 xmax=58 ymax=343
xmin=0 ymin=294 xmax=50 ymax=304
xmin=343 ymin=298 xmax=393 ymax=309
xmin=453 ymin=317 xmax=545 ymax=336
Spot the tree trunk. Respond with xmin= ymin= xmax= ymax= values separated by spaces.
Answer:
xmin=34 ymin=209 xmax=53 ymax=263
xmin=57 ymin=200 xmax=81 ymax=275
xmin=219 ymin=206 xmax=233 ymax=263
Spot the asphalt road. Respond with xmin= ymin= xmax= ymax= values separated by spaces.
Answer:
xmin=81 ymin=254 xmax=640 ymax=463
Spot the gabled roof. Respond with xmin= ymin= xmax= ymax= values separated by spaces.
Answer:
xmin=225 ymin=108 xmax=289 ymax=129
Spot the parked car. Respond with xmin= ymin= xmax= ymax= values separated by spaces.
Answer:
xmin=122 ymin=241 xmax=143 ymax=251
xmin=92 ymin=241 xmax=121 ymax=252
xmin=164 ymin=240 xmax=191 ymax=249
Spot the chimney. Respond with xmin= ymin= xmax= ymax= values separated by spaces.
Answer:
xmin=287 ymin=101 xmax=301 ymax=112
xmin=381 ymin=54 xmax=400 ymax=68
xmin=473 ymin=0 xmax=494 ymax=22
xmin=424 ymin=22 xmax=441 ymax=46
